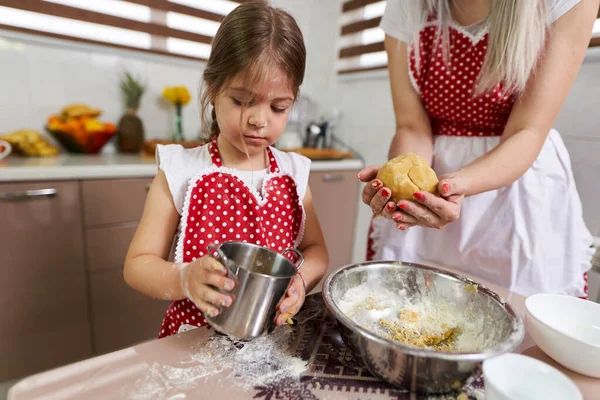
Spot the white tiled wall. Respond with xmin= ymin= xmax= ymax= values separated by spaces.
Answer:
xmin=0 ymin=0 xmax=341 ymax=144
xmin=339 ymin=51 xmax=600 ymax=263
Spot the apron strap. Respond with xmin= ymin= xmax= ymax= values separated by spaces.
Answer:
xmin=209 ymin=136 xmax=280 ymax=173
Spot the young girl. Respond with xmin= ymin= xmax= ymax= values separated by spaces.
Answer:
xmin=360 ymin=0 xmax=597 ymax=297
xmin=124 ymin=2 xmax=328 ymax=338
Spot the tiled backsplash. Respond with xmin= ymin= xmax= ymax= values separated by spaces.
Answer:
xmin=0 ymin=0 xmax=340 ymax=144
xmin=0 ymin=36 xmax=205 ymax=142
xmin=339 ymin=51 xmax=600 ymax=262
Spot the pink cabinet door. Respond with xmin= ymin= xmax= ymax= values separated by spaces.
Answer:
xmin=0 ymin=181 xmax=92 ymax=381
xmin=85 ymin=224 xmax=170 ymax=354
xmin=308 ymin=171 xmax=360 ymax=291
xmin=82 ymin=178 xmax=152 ymax=226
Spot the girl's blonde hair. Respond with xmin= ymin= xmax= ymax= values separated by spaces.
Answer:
xmin=200 ymin=1 xmax=306 ymax=138
xmin=406 ymin=0 xmax=550 ymax=94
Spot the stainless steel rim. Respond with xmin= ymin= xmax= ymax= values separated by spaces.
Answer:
xmin=322 ymin=261 xmax=525 ymax=362
xmin=213 ymin=241 xmax=300 ymax=280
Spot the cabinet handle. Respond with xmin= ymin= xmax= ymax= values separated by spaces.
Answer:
xmin=322 ymin=174 xmax=345 ymax=182
xmin=0 ymin=188 xmax=57 ymax=202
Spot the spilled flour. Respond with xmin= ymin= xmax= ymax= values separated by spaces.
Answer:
xmin=126 ymin=327 xmax=307 ymax=400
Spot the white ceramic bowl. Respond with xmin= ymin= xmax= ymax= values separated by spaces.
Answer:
xmin=525 ymin=293 xmax=600 ymax=377
xmin=483 ymin=353 xmax=582 ymax=400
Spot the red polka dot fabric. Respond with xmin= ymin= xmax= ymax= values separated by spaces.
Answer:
xmin=409 ymin=22 xmax=516 ymax=137
xmin=158 ymin=138 xmax=304 ymax=338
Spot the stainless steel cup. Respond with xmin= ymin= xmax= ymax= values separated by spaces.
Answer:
xmin=206 ymin=241 xmax=304 ymax=339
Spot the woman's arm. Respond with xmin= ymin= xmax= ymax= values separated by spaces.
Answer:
xmin=359 ymin=34 xmax=434 ymax=214
xmin=385 ymin=34 xmax=435 ymax=163
xmin=456 ymin=0 xmax=599 ymax=196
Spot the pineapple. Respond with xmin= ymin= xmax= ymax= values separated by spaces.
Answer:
xmin=117 ymin=72 xmax=146 ymax=153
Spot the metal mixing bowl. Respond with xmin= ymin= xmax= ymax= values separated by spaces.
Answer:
xmin=322 ymin=261 xmax=524 ymax=394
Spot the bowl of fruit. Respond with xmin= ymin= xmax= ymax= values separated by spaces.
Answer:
xmin=46 ymin=104 xmax=117 ymax=154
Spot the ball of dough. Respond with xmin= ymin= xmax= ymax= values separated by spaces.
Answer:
xmin=376 ymin=153 xmax=439 ymax=202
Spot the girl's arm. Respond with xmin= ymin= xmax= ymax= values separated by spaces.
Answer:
xmin=451 ymin=0 xmax=599 ymax=196
xmin=275 ymin=185 xmax=328 ymax=325
xmin=124 ymin=170 xmax=185 ymax=300
xmin=124 ymin=170 xmax=233 ymax=316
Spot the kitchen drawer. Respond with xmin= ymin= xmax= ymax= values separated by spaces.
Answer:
xmin=0 ymin=180 xmax=92 ymax=380
xmin=82 ymin=178 xmax=152 ymax=226
xmin=308 ymin=170 xmax=359 ymax=291
xmin=86 ymin=224 xmax=138 ymax=272
xmin=90 ymin=268 xmax=170 ymax=355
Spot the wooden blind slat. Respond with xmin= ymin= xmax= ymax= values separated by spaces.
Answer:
xmin=341 ymin=16 xmax=381 ymax=35
xmin=2 ymin=0 xmax=214 ymax=45
xmin=338 ymin=65 xmax=387 ymax=75
xmin=0 ymin=23 xmax=207 ymax=62
xmin=339 ymin=41 xmax=384 ymax=58
xmin=590 ymin=36 xmax=600 ymax=47
xmin=125 ymin=0 xmax=224 ymax=23
xmin=342 ymin=0 xmax=382 ymax=13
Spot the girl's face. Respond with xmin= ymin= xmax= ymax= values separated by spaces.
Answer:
xmin=214 ymin=65 xmax=295 ymax=159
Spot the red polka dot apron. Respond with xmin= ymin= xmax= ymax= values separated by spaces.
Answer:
xmin=158 ymin=139 xmax=305 ymax=338
xmin=367 ymin=17 xmax=593 ymax=298
xmin=409 ymin=18 xmax=515 ymax=137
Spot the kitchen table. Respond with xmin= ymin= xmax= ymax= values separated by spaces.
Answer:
xmin=9 ymin=264 xmax=599 ymax=400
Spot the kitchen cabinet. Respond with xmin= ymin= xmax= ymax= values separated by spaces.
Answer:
xmin=82 ymin=179 xmax=170 ymax=355
xmin=308 ymin=171 xmax=360 ymax=292
xmin=0 ymin=181 xmax=92 ymax=381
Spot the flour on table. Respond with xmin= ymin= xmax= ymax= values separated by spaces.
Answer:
xmin=126 ymin=326 xmax=307 ymax=400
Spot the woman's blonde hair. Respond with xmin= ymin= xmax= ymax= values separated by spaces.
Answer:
xmin=407 ymin=0 xmax=550 ymax=94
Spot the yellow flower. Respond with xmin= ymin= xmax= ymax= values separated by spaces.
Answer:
xmin=163 ymin=86 xmax=191 ymax=105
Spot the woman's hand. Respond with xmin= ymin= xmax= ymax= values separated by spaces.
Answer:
xmin=358 ymin=165 xmax=397 ymax=216
xmin=395 ymin=174 xmax=469 ymax=230
xmin=275 ymin=274 xmax=306 ymax=326
xmin=180 ymin=255 xmax=236 ymax=318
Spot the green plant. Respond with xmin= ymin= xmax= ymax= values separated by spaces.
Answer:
xmin=120 ymin=72 xmax=146 ymax=110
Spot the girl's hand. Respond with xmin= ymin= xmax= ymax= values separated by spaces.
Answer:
xmin=180 ymin=255 xmax=236 ymax=318
xmin=275 ymin=274 xmax=306 ymax=326
xmin=395 ymin=174 xmax=469 ymax=230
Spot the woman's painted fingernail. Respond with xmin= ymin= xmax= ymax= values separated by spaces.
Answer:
xmin=393 ymin=214 xmax=402 ymax=222
xmin=225 ymin=280 xmax=234 ymax=290
xmin=413 ymin=192 xmax=425 ymax=201
xmin=398 ymin=225 xmax=406 ymax=231
xmin=443 ymin=183 xmax=450 ymax=194
xmin=381 ymin=188 xmax=391 ymax=197
xmin=210 ymin=309 xmax=219 ymax=317
xmin=372 ymin=180 xmax=382 ymax=189
xmin=221 ymin=297 xmax=230 ymax=307
xmin=290 ymin=288 xmax=296 ymax=296
xmin=386 ymin=203 xmax=395 ymax=212
xmin=398 ymin=203 xmax=408 ymax=211
xmin=281 ymin=305 xmax=287 ymax=312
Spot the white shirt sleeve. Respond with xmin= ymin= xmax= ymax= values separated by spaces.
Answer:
xmin=156 ymin=144 xmax=209 ymax=215
xmin=379 ymin=0 xmax=413 ymax=43
xmin=550 ymin=0 xmax=581 ymax=22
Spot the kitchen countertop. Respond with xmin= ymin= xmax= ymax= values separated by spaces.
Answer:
xmin=0 ymin=154 xmax=365 ymax=182
xmin=8 ymin=263 xmax=599 ymax=400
